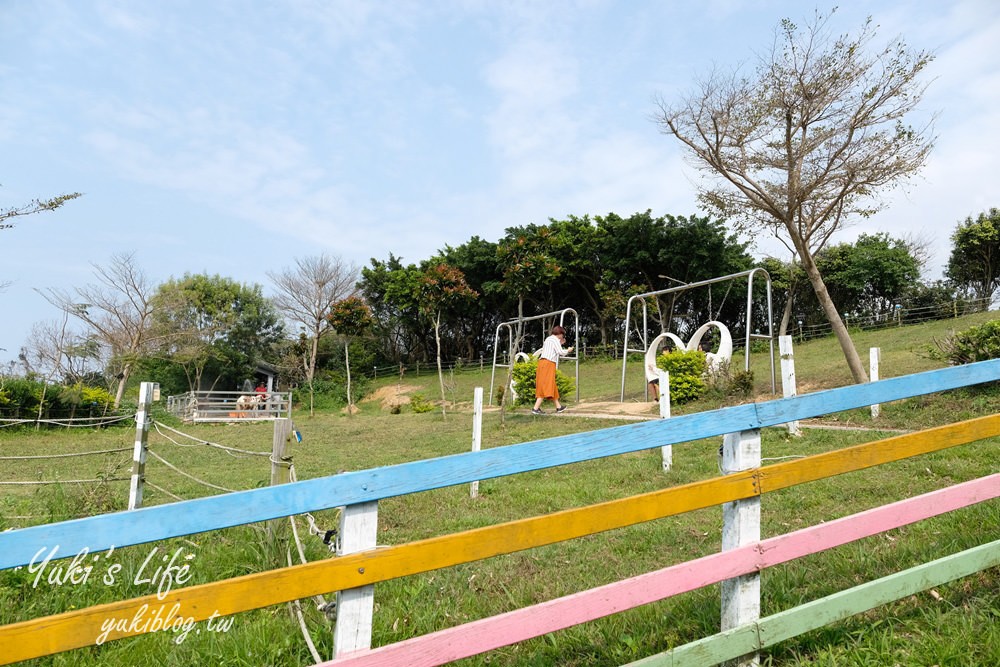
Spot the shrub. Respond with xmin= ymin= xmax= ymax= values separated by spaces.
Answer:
xmin=655 ymin=349 xmax=707 ymax=404
xmin=510 ymin=359 xmax=576 ymax=406
xmin=0 ymin=378 xmax=118 ymax=419
xmin=409 ymin=393 xmax=435 ymax=413
xmin=933 ymin=319 xmax=1000 ymax=365
xmin=704 ymin=360 xmax=755 ymax=400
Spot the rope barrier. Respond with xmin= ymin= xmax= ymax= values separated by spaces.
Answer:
xmin=150 ymin=420 xmax=271 ymax=457
xmin=146 ymin=450 xmax=237 ymax=493
xmin=145 ymin=481 xmax=185 ymax=502
xmin=0 ymin=477 xmax=130 ymax=486
xmin=0 ymin=447 xmax=131 ymax=461
xmin=288 ymin=515 xmax=333 ymax=608
xmin=286 ymin=547 xmax=325 ymax=663
xmin=0 ymin=415 xmax=133 ymax=428
xmin=289 ymin=464 xmax=340 ymax=552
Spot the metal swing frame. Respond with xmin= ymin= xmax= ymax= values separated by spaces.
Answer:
xmin=619 ymin=268 xmax=775 ymax=401
xmin=489 ymin=308 xmax=580 ymax=405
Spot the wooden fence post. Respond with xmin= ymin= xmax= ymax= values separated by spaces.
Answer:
xmin=471 ymin=387 xmax=483 ymax=498
xmin=721 ymin=428 xmax=761 ymax=667
xmin=268 ymin=418 xmax=293 ymax=537
xmin=270 ymin=418 xmax=293 ymax=486
xmin=127 ymin=382 xmax=156 ymax=510
xmin=333 ymin=501 xmax=379 ymax=657
xmin=870 ymin=348 xmax=881 ymax=419
xmin=658 ymin=369 xmax=672 ymax=472
xmin=779 ymin=336 xmax=802 ymax=436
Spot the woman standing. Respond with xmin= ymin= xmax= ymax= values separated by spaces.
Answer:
xmin=532 ymin=325 xmax=573 ymax=414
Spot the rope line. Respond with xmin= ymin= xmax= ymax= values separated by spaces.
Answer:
xmin=0 ymin=447 xmax=132 ymax=461
xmin=288 ymin=515 xmax=332 ymax=608
xmin=286 ymin=547 xmax=325 ymax=663
xmin=145 ymin=481 xmax=185 ymax=502
xmin=0 ymin=477 xmax=130 ymax=486
xmin=289 ymin=464 xmax=340 ymax=552
xmin=0 ymin=415 xmax=133 ymax=428
xmin=150 ymin=420 xmax=271 ymax=457
xmin=146 ymin=450 xmax=237 ymax=493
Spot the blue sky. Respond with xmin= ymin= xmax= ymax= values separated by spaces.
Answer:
xmin=1 ymin=0 xmax=998 ymax=363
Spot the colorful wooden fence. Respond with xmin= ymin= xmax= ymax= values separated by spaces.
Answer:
xmin=0 ymin=360 xmax=998 ymax=665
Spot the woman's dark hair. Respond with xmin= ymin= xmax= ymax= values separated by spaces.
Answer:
xmin=551 ymin=325 xmax=566 ymax=336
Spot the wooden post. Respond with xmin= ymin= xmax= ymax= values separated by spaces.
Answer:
xmin=268 ymin=418 xmax=293 ymax=536
xmin=870 ymin=347 xmax=881 ymax=419
xmin=270 ymin=418 xmax=293 ymax=486
xmin=470 ymin=387 xmax=483 ymax=498
xmin=778 ymin=336 xmax=801 ymax=436
xmin=333 ymin=501 xmax=379 ymax=657
xmin=721 ymin=428 xmax=761 ymax=667
xmin=658 ymin=369 xmax=672 ymax=472
xmin=128 ymin=382 xmax=156 ymax=510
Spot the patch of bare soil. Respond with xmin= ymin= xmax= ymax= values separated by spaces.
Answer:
xmin=568 ymin=399 xmax=660 ymax=419
xmin=366 ymin=383 xmax=421 ymax=410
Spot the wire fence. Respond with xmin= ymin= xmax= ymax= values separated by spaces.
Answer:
xmin=0 ymin=413 xmax=275 ymax=525
xmin=0 ymin=414 xmax=134 ymax=429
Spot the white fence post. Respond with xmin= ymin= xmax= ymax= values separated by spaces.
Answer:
xmin=720 ymin=428 xmax=761 ymax=667
xmin=128 ymin=382 xmax=156 ymax=510
xmin=333 ymin=501 xmax=379 ymax=657
xmin=870 ymin=347 xmax=881 ymax=419
xmin=471 ymin=387 xmax=483 ymax=498
xmin=658 ymin=369 xmax=672 ymax=472
xmin=778 ymin=335 xmax=801 ymax=436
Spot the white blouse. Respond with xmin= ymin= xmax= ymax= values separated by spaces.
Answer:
xmin=540 ymin=335 xmax=570 ymax=364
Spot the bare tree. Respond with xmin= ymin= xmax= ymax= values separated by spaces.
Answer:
xmin=268 ymin=254 xmax=359 ymax=416
xmin=654 ymin=11 xmax=935 ymax=383
xmin=42 ymin=253 xmax=156 ymax=408
xmin=19 ymin=314 xmax=81 ymax=426
xmin=1 ymin=190 xmax=80 ymax=230
xmin=2 ymin=188 xmax=80 ymax=292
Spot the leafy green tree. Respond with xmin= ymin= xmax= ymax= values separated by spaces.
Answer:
xmin=328 ymin=296 xmax=373 ymax=414
xmin=148 ymin=274 xmax=283 ymax=392
xmin=655 ymin=10 xmax=934 ymax=383
xmin=596 ymin=212 xmax=752 ymax=339
xmin=946 ymin=208 xmax=1000 ymax=305
xmin=359 ymin=255 xmax=425 ymax=364
xmin=438 ymin=236 xmax=506 ymax=360
xmin=756 ymin=256 xmax=809 ymax=336
xmin=543 ymin=216 xmax=608 ymax=342
xmin=418 ymin=263 xmax=478 ymax=417
xmin=817 ymin=233 xmax=921 ymax=319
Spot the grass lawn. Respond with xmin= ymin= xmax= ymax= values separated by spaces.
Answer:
xmin=0 ymin=311 xmax=998 ymax=666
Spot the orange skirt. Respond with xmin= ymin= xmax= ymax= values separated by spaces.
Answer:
xmin=535 ymin=359 xmax=559 ymax=399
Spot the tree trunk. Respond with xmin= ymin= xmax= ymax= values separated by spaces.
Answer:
xmin=799 ymin=248 xmax=869 ymax=383
xmin=308 ymin=331 xmax=319 ymax=417
xmin=113 ymin=362 xmax=132 ymax=409
xmin=778 ymin=293 xmax=793 ymax=337
xmin=344 ymin=340 xmax=353 ymax=415
xmin=434 ymin=312 xmax=446 ymax=419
